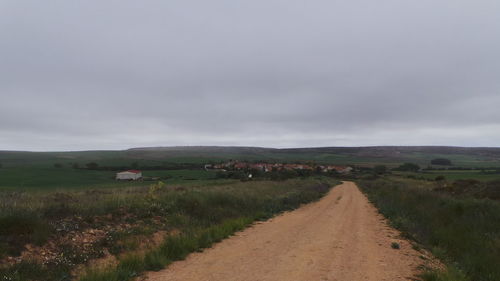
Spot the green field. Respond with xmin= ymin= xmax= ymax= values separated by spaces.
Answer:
xmin=0 ymin=167 xmax=218 ymax=191
xmin=394 ymin=170 xmax=500 ymax=182
xmin=2 ymin=146 xmax=500 ymax=191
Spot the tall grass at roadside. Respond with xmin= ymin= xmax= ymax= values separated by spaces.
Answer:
xmin=1 ymin=178 xmax=335 ymax=281
xmin=78 ymin=180 xmax=333 ymax=281
xmin=358 ymin=178 xmax=500 ymax=281
xmin=79 ymin=217 xmax=255 ymax=281
xmin=420 ymin=266 xmax=468 ymax=281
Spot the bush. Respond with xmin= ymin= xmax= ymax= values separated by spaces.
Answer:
xmin=0 ymin=214 xmax=51 ymax=256
xmin=393 ymin=163 xmax=420 ymax=172
xmin=431 ymin=158 xmax=452 ymax=166
xmin=374 ymin=165 xmax=388 ymax=175
xmin=85 ymin=162 xmax=99 ymax=170
xmin=435 ymin=175 xmax=446 ymax=181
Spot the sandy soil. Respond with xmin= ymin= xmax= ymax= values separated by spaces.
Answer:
xmin=145 ymin=181 xmax=431 ymax=281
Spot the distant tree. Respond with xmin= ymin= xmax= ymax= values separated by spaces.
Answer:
xmin=315 ymin=166 xmax=323 ymax=173
xmin=53 ymin=163 xmax=63 ymax=168
xmin=72 ymin=163 xmax=80 ymax=169
xmin=431 ymin=158 xmax=452 ymax=166
xmin=394 ymin=163 xmax=420 ymax=172
xmin=373 ymin=165 xmax=388 ymax=175
xmin=86 ymin=162 xmax=99 ymax=170
xmin=435 ymin=175 xmax=446 ymax=181
xmin=215 ymin=171 xmax=227 ymax=179
xmin=131 ymin=162 xmax=139 ymax=169
xmin=0 ymin=163 xmax=2 ymax=169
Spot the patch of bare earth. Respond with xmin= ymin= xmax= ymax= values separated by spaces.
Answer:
xmin=145 ymin=182 xmax=442 ymax=281
xmin=0 ymin=210 xmax=173 ymax=280
xmin=72 ymin=230 xmax=174 ymax=278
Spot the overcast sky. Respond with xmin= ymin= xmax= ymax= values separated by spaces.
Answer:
xmin=1 ymin=1 xmax=499 ymax=151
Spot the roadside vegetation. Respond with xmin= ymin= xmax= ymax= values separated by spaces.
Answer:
xmin=394 ymin=169 xmax=500 ymax=182
xmin=358 ymin=177 xmax=500 ymax=281
xmin=0 ymin=177 xmax=336 ymax=281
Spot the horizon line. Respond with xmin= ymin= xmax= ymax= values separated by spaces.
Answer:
xmin=2 ymin=144 xmax=500 ymax=153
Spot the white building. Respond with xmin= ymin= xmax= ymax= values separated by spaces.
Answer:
xmin=116 ymin=170 xmax=142 ymax=180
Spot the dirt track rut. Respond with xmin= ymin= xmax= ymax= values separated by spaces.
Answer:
xmin=146 ymin=181 xmax=428 ymax=281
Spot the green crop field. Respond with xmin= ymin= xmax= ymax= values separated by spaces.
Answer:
xmin=0 ymin=167 xmax=218 ymax=191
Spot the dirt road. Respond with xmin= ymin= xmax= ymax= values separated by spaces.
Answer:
xmin=146 ymin=182 xmax=430 ymax=281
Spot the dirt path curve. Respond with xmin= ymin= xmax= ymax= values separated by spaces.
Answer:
xmin=146 ymin=181 xmax=427 ymax=281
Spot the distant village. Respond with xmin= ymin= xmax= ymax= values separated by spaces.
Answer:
xmin=114 ymin=161 xmax=353 ymax=181
xmin=204 ymin=161 xmax=353 ymax=174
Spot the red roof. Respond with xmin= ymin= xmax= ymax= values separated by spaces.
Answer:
xmin=234 ymin=163 xmax=248 ymax=169
xmin=125 ymin=170 xmax=142 ymax=174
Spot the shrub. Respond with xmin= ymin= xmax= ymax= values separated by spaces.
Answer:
xmin=391 ymin=242 xmax=400 ymax=249
xmin=0 ymin=214 xmax=51 ymax=256
xmin=435 ymin=175 xmax=446 ymax=181
xmin=85 ymin=162 xmax=99 ymax=170
xmin=393 ymin=163 xmax=420 ymax=172
xmin=374 ymin=165 xmax=388 ymax=175
xmin=431 ymin=158 xmax=453 ymax=166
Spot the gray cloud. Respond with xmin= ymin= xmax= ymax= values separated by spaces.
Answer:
xmin=1 ymin=0 xmax=500 ymax=151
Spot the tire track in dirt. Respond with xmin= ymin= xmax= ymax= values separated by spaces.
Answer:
xmin=145 ymin=181 xmax=432 ymax=281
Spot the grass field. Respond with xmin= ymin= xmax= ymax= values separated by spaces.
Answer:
xmin=394 ymin=170 xmax=500 ymax=182
xmin=358 ymin=177 xmax=500 ymax=281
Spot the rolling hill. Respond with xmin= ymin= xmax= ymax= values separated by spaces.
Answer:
xmin=2 ymin=146 xmax=500 ymax=168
